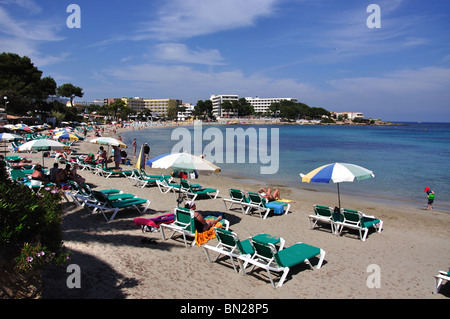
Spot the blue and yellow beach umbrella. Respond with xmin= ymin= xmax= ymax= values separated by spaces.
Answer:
xmin=300 ymin=162 xmax=374 ymax=208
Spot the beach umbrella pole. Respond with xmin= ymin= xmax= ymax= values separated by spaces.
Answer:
xmin=337 ymin=183 xmax=341 ymax=209
xmin=177 ymin=179 xmax=183 ymax=205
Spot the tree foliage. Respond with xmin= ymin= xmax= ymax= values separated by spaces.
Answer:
xmin=0 ymin=52 xmax=57 ymax=115
xmin=56 ymin=83 xmax=84 ymax=107
xmin=274 ymin=100 xmax=331 ymax=120
xmin=193 ymin=100 xmax=213 ymax=120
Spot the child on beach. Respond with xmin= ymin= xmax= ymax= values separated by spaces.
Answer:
xmin=424 ymin=187 xmax=435 ymax=209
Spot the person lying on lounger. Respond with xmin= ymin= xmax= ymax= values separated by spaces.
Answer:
xmin=258 ymin=188 xmax=281 ymax=202
xmin=185 ymin=201 xmax=222 ymax=232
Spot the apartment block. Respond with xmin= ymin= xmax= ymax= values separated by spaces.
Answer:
xmin=244 ymin=96 xmax=298 ymax=114
xmin=108 ymin=97 xmax=182 ymax=116
xmin=210 ymin=94 xmax=238 ymax=117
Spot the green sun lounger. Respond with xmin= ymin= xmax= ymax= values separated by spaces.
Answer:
xmin=244 ymin=238 xmax=326 ymax=288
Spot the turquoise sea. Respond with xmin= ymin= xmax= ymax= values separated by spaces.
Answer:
xmin=121 ymin=122 xmax=450 ymax=211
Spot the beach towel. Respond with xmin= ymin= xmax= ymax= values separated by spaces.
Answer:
xmin=265 ymin=202 xmax=285 ymax=215
xmin=134 ymin=213 xmax=175 ymax=232
xmin=194 ymin=218 xmax=223 ymax=246
xmin=275 ymin=199 xmax=295 ymax=203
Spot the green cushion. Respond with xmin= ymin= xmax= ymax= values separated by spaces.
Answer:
xmin=361 ymin=217 xmax=380 ymax=228
xmin=195 ymin=188 xmax=217 ymax=194
xmin=110 ymin=198 xmax=147 ymax=208
xmin=238 ymin=239 xmax=255 ymax=255
xmin=275 ymin=243 xmax=320 ymax=268
xmin=107 ymin=193 xmax=136 ymax=201
xmin=98 ymin=189 xmax=121 ymax=194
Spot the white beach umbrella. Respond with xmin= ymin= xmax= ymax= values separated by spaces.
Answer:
xmin=0 ymin=132 xmax=24 ymax=142
xmin=147 ymin=152 xmax=221 ymax=204
xmin=0 ymin=133 xmax=24 ymax=154
xmin=17 ymin=138 xmax=69 ymax=165
xmin=90 ymin=137 xmax=126 ymax=148
xmin=146 ymin=152 xmax=220 ymax=173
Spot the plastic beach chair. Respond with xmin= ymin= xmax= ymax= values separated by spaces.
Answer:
xmin=244 ymin=238 xmax=326 ymax=289
xmin=160 ymin=207 xmax=228 ymax=247
xmin=245 ymin=192 xmax=290 ymax=219
xmin=130 ymin=169 xmax=164 ymax=188
xmin=84 ymin=190 xmax=150 ymax=221
xmin=223 ymin=188 xmax=251 ymax=214
xmin=180 ymin=179 xmax=219 ymax=201
xmin=334 ymin=208 xmax=383 ymax=241
xmin=434 ymin=270 xmax=450 ymax=295
xmin=203 ymin=228 xmax=285 ymax=274
xmin=308 ymin=205 xmax=337 ymax=234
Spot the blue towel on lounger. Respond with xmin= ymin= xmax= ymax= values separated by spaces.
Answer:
xmin=265 ymin=202 xmax=284 ymax=215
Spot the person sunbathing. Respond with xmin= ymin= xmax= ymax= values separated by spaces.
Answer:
xmin=9 ymin=158 xmax=33 ymax=168
xmin=185 ymin=201 xmax=222 ymax=232
xmin=83 ymin=153 xmax=94 ymax=164
xmin=258 ymin=187 xmax=281 ymax=202
xmin=31 ymin=165 xmax=49 ymax=182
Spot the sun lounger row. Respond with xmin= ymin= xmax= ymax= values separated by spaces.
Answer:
xmin=68 ymin=180 xmax=150 ymax=221
xmin=156 ymin=208 xmax=325 ymax=289
xmin=309 ymin=204 xmax=383 ymax=241
xmin=157 ymin=178 xmax=219 ymax=200
xmin=203 ymin=228 xmax=326 ymax=289
xmin=223 ymin=188 xmax=290 ymax=219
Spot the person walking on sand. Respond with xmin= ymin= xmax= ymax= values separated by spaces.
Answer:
xmin=424 ymin=187 xmax=435 ymax=210
xmin=132 ymin=138 xmax=137 ymax=158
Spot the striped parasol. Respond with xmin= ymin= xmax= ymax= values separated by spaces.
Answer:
xmin=300 ymin=162 xmax=374 ymax=208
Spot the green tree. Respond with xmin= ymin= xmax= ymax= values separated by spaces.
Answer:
xmin=279 ymin=100 xmax=299 ymax=119
xmin=235 ymin=98 xmax=254 ymax=117
xmin=107 ymin=99 xmax=126 ymax=121
xmin=57 ymin=83 xmax=84 ymax=108
xmin=193 ymin=100 xmax=213 ymax=120
xmin=50 ymin=110 xmax=66 ymax=126
xmin=192 ymin=100 xmax=205 ymax=118
xmin=268 ymin=102 xmax=280 ymax=117
xmin=221 ymin=100 xmax=233 ymax=117
xmin=0 ymin=52 xmax=57 ymax=115
xmin=117 ymin=105 xmax=135 ymax=121
xmin=166 ymin=103 xmax=179 ymax=121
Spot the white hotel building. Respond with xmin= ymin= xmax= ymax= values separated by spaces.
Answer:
xmin=210 ymin=94 xmax=298 ymax=117
xmin=210 ymin=94 xmax=238 ymax=117
xmin=244 ymin=96 xmax=298 ymax=114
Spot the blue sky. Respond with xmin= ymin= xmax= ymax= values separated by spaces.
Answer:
xmin=0 ymin=0 xmax=449 ymax=122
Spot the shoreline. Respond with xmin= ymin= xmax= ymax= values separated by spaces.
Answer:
xmin=118 ymin=124 xmax=450 ymax=213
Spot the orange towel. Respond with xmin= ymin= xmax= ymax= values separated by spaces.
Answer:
xmin=195 ymin=219 xmax=223 ymax=246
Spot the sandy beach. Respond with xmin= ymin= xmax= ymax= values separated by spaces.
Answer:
xmin=17 ymin=125 xmax=448 ymax=300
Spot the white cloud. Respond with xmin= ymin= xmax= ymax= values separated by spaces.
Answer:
xmin=0 ymin=5 xmax=66 ymax=66
xmin=0 ymin=0 xmax=42 ymax=14
xmin=153 ymin=43 xmax=225 ymax=65
xmin=102 ymin=62 xmax=318 ymax=102
xmin=100 ymin=63 xmax=450 ymax=121
xmin=0 ymin=7 xmax=62 ymax=41
xmin=136 ymin=0 xmax=278 ymax=40
xmin=317 ymin=67 xmax=450 ymax=120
